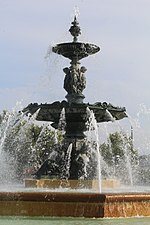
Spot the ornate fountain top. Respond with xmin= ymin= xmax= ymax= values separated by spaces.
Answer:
xmin=69 ymin=16 xmax=81 ymax=42
xmin=52 ymin=17 xmax=100 ymax=104
xmin=52 ymin=18 xmax=100 ymax=61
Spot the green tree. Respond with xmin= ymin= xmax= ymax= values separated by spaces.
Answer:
xmin=100 ymin=131 xmax=138 ymax=184
xmin=0 ymin=111 xmax=63 ymax=181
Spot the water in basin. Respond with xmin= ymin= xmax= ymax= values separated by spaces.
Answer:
xmin=0 ymin=217 xmax=150 ymax=225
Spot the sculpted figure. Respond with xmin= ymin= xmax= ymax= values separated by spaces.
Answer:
xmin=76 ymin=66 xmax=87 ymax=94
xmin=63 ymin=66 xmax=87 ymax=95
xmin=63 ymin=67 xmax=71 ymax=93
xmin=71 ymin=68 xmax=78 ymax=93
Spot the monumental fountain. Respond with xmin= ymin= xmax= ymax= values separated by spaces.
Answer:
xmin=23 ymin=16 xmax=126 ymax=185
xmin=0 ymin=17 xmax=150 ymax=218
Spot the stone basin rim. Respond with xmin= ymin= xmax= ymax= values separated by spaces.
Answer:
xmin=0 ymin=191 xmax=150 ymax=203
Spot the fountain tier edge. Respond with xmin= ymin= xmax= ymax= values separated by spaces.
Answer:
xmin=23 ymin=101 xmax=126 ymax=127
xmin=0 ymin=191 xmax=150 ymax=218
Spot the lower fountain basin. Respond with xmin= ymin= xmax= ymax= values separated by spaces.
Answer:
xmin=0 ymin=191 xmax=150 ymax=218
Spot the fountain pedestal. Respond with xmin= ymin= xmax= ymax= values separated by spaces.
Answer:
xmin=24 ymin=179 xmax=99 ymax=189
xmin=24 ymin=178 xmax=120 ymax=189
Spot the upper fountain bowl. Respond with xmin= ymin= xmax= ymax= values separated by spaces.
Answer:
xmin=52 ymin=42 xmax=100 ymax=60
xmin=52 ymin=16 xmax=100 ymax=60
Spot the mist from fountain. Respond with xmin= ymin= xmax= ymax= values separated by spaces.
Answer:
xmin=0 ymin=110 xmax=21 ymax=185
xmin=0 ymin=104 xmax=150 ymax=194
xmin=100 ymin=120 xmax=135 ymax=187
xmin=0 ymin=87 xmax=142 ymax=192
xmin=0 ymin=96 xmax=147 ymax=193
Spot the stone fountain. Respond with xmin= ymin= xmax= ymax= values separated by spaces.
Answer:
xmin=23 ymin=16 xmax=126 ymax=186
xmin=0 ymin=17 xmax=150 ymax=219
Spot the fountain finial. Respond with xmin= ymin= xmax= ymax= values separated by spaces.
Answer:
xmin=69 ymin=16 xmax=81 ymax=42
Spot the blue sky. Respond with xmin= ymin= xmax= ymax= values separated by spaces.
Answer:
xmin=1 ymin=0 xmax=150 ymax=153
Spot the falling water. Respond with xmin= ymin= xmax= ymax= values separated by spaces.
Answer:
xmin=115 ymin=115 xmax=135 ymax=186
xmin=0 ymin=112 xmax=14 ymax=184
xmin=0 ymin=111 xmax=12 ymax=153
xmin=105 ymin=109 xmax=116 ymax=122
xmin=44 ymin=44 xmax=53 ymax=60
xmin=63 ymin=143 xmax=73 ymax=179
xmin=86 ymin=107 xmax=101 ymax=192
xmin=121 ymin=135 xmax=133 ymax=186
xmin=102 ymin=123 xmax=116 ymax=178
xmin=58 ymin=108 xmax=66 ymax=131
xmin=29 ymin=123 xmax=54 ymax=169
xmin=0 ymin=109 xmax=26 ymax=184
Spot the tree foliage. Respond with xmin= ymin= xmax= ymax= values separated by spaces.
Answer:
xmin=0 ymin=110 xmax=140 ymax=185
xmin=0 ymin=111 xmax=63 ymax=181
xmin=100 ymin=131 xmax=139 ymax=184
